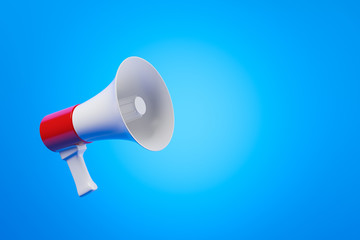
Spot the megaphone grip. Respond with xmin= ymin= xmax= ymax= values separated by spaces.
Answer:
xmin=59 ymin=144 xmax=97 ymax=196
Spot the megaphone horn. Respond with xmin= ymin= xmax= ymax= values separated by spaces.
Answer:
xmin=40 ymin=57 xmax=174 ymax=196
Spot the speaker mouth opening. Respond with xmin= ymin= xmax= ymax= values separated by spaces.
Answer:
xmin=115 ymin=57 xmax=174 ymax=151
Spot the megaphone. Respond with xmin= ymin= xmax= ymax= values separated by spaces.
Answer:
xmin=40 ymin=57 xmax=174 ymax=196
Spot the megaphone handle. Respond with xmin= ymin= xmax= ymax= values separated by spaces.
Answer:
xmin=59 ymin=144 xmax=98 ymax=196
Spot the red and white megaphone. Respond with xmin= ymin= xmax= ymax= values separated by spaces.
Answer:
xmin=40 ymin=57 xmax=174 ymax=196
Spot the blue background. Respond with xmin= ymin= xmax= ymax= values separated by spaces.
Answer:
xmin=1 ymin=0 xmax=359 ymax=239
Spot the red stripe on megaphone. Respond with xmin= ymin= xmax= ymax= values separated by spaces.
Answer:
xmin=40 ymin=105 xmax=89 ymax=152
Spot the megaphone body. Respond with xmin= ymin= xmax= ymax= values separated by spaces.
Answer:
xmin=40 ymin=57 xmax=174 ymax=196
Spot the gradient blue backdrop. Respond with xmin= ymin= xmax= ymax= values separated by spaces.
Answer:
xmin=1 ymin=0 xmax=359 ymax=239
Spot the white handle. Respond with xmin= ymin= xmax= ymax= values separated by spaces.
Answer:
xmin=59 ymin=144 xmax=98 ymax=196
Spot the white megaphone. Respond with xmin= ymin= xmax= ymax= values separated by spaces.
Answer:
xmin=40 ymin=57 xmax=174 ymax=196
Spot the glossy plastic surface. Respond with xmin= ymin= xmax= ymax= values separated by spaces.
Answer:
xmin=40 ymin=105 xmax=88 ymax=152
xmin=59 ymin=144 xmax=97 ymax=196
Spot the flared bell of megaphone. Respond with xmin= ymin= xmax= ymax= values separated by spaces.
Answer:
xmin=40 ymin=57 xmax=174 ymax=196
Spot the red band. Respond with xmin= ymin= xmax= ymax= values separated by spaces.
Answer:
xmin=40 ymin=105 xmax=89 ymax=152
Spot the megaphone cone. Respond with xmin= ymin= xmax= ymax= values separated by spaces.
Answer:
xmin=40 ymin=57 xmax=174 ymax=196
